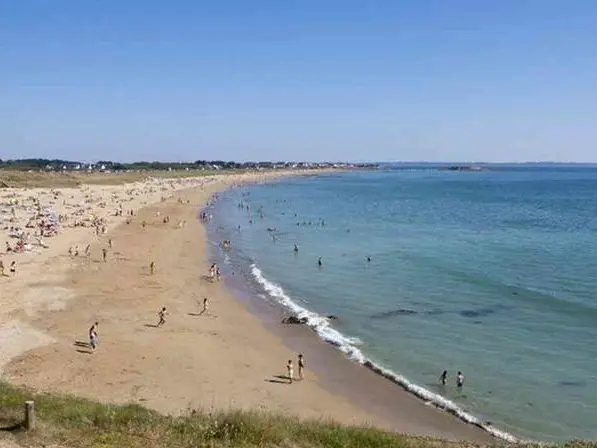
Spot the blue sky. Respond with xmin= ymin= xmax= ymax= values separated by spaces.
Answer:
xmin=1 ymin=0 xmax=596 ymax=162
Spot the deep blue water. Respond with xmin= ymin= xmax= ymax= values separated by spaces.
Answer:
xmin=208 ymin=167 xmax=597 ymax=442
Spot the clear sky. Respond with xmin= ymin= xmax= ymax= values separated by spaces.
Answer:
xmin=1 ymin=0 xmax=596 ymax=163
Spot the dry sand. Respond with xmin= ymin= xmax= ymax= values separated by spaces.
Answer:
xmin=0 ymin=171 xmax=494 ymax=443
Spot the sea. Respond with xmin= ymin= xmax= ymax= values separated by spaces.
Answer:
xmin=206 ymin=165 xmax=597 ymax=443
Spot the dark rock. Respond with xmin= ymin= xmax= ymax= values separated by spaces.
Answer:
xmin=282 ymin=316 xmax=308 ymax=325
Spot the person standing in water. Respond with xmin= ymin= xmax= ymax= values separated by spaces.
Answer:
xmin=294 ymin=244 xmax=299 ymax=253
xmin=456 ymin=371 xmax=464 ymax=388
xmin=439 ymin=370 xmax=447 ymax=385
xmin=317 ymin=257 xmax=322 ymax=267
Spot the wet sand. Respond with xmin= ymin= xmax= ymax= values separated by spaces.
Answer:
xmin=1 ymin=172 xmax=494 ymax=443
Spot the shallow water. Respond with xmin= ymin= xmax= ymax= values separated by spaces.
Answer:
xmin=207 ymin=167 xmax=597 ymax=442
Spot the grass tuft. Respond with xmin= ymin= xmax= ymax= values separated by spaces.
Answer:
xmin=0 ymin=382 xmax=591 ymax=447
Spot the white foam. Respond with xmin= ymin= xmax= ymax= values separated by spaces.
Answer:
xmin=250 ymin=263 xmax=521 ymax=443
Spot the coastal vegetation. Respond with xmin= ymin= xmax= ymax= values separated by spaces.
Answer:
xmin=0 ymin=158 xmax=371 ymax=188
xmin=0 ymin=382 xmax=592 ymax=448
xmin=0 ymin=158 xmax=374 ymax=172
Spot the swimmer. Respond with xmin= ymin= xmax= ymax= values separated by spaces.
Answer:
xmin=317 ymin=257 xmax=322 ymax=267
xmin=294 ymin=244 xmax=299 ymax=253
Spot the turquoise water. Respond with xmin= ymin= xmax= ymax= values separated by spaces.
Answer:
xmin=208 ymin=167 xmax=597 ymax=442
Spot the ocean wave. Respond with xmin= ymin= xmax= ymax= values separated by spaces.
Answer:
xmin=250 ymin=263 xmax=521 ymax=443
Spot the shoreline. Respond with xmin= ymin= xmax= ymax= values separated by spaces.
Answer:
xmin=2 ymin=171 xmax=494 ymax=444
xmin=206 ymin=179 xmax=518 ymax=444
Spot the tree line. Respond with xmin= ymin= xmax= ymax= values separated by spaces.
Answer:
xmin=0 ymin=158 xmax=346 ymax=171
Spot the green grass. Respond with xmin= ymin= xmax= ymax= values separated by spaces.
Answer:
xmin=0 ymin=382 xmax=591 ymax=448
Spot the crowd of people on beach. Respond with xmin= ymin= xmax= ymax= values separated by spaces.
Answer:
xmin=71 ymin=186 xmax=309 ymax=385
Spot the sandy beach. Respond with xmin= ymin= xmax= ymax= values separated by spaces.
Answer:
xmin=0 ymin=171 xmax=494 ymax=443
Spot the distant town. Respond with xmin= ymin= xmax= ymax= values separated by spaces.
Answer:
xmin=0 ymin=158 xmax=378 ymax=172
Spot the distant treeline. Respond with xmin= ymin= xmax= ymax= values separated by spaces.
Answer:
xmin=0 ymin=159 xmax=368 ymax=172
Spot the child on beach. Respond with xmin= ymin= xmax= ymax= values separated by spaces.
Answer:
xmin=9 ymin=261 xmax=16 ymax=275
xmin=157 ymin=307 xmax=167 ymax=327
xmin=287 ymin=360 xmax=294 ymax=384
xmin=298 ymin=354 xmax=305 ymax=380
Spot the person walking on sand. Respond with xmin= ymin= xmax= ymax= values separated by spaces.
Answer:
xmin=287 ymin=360 xmax=294 ymax=384
xmin=150 ymin=261 xmax=155 ymax=275
xmin=108 ymin=238 xmax=112 ymax=249
xmin=298 ymin=354 xmax=305 ymax=380
xmin=102 ymin=248 xmax=107 ymax=262
xmin=439 ymin=370 xmax=447 ymax=386
xmin=157 ymin=307 xmax=167 ymax=327
xmin=9 ymin=261 xmax=16 ymax=275
xmin=199 ymin=297 xmax=209 ymax=316
xmin=89 ymin=322 xmax=98 ymax=351
xmin=456 ymin=371 xmax=464 ymax=388
xmin=0 ymin=260 xmax=4 ymax=276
